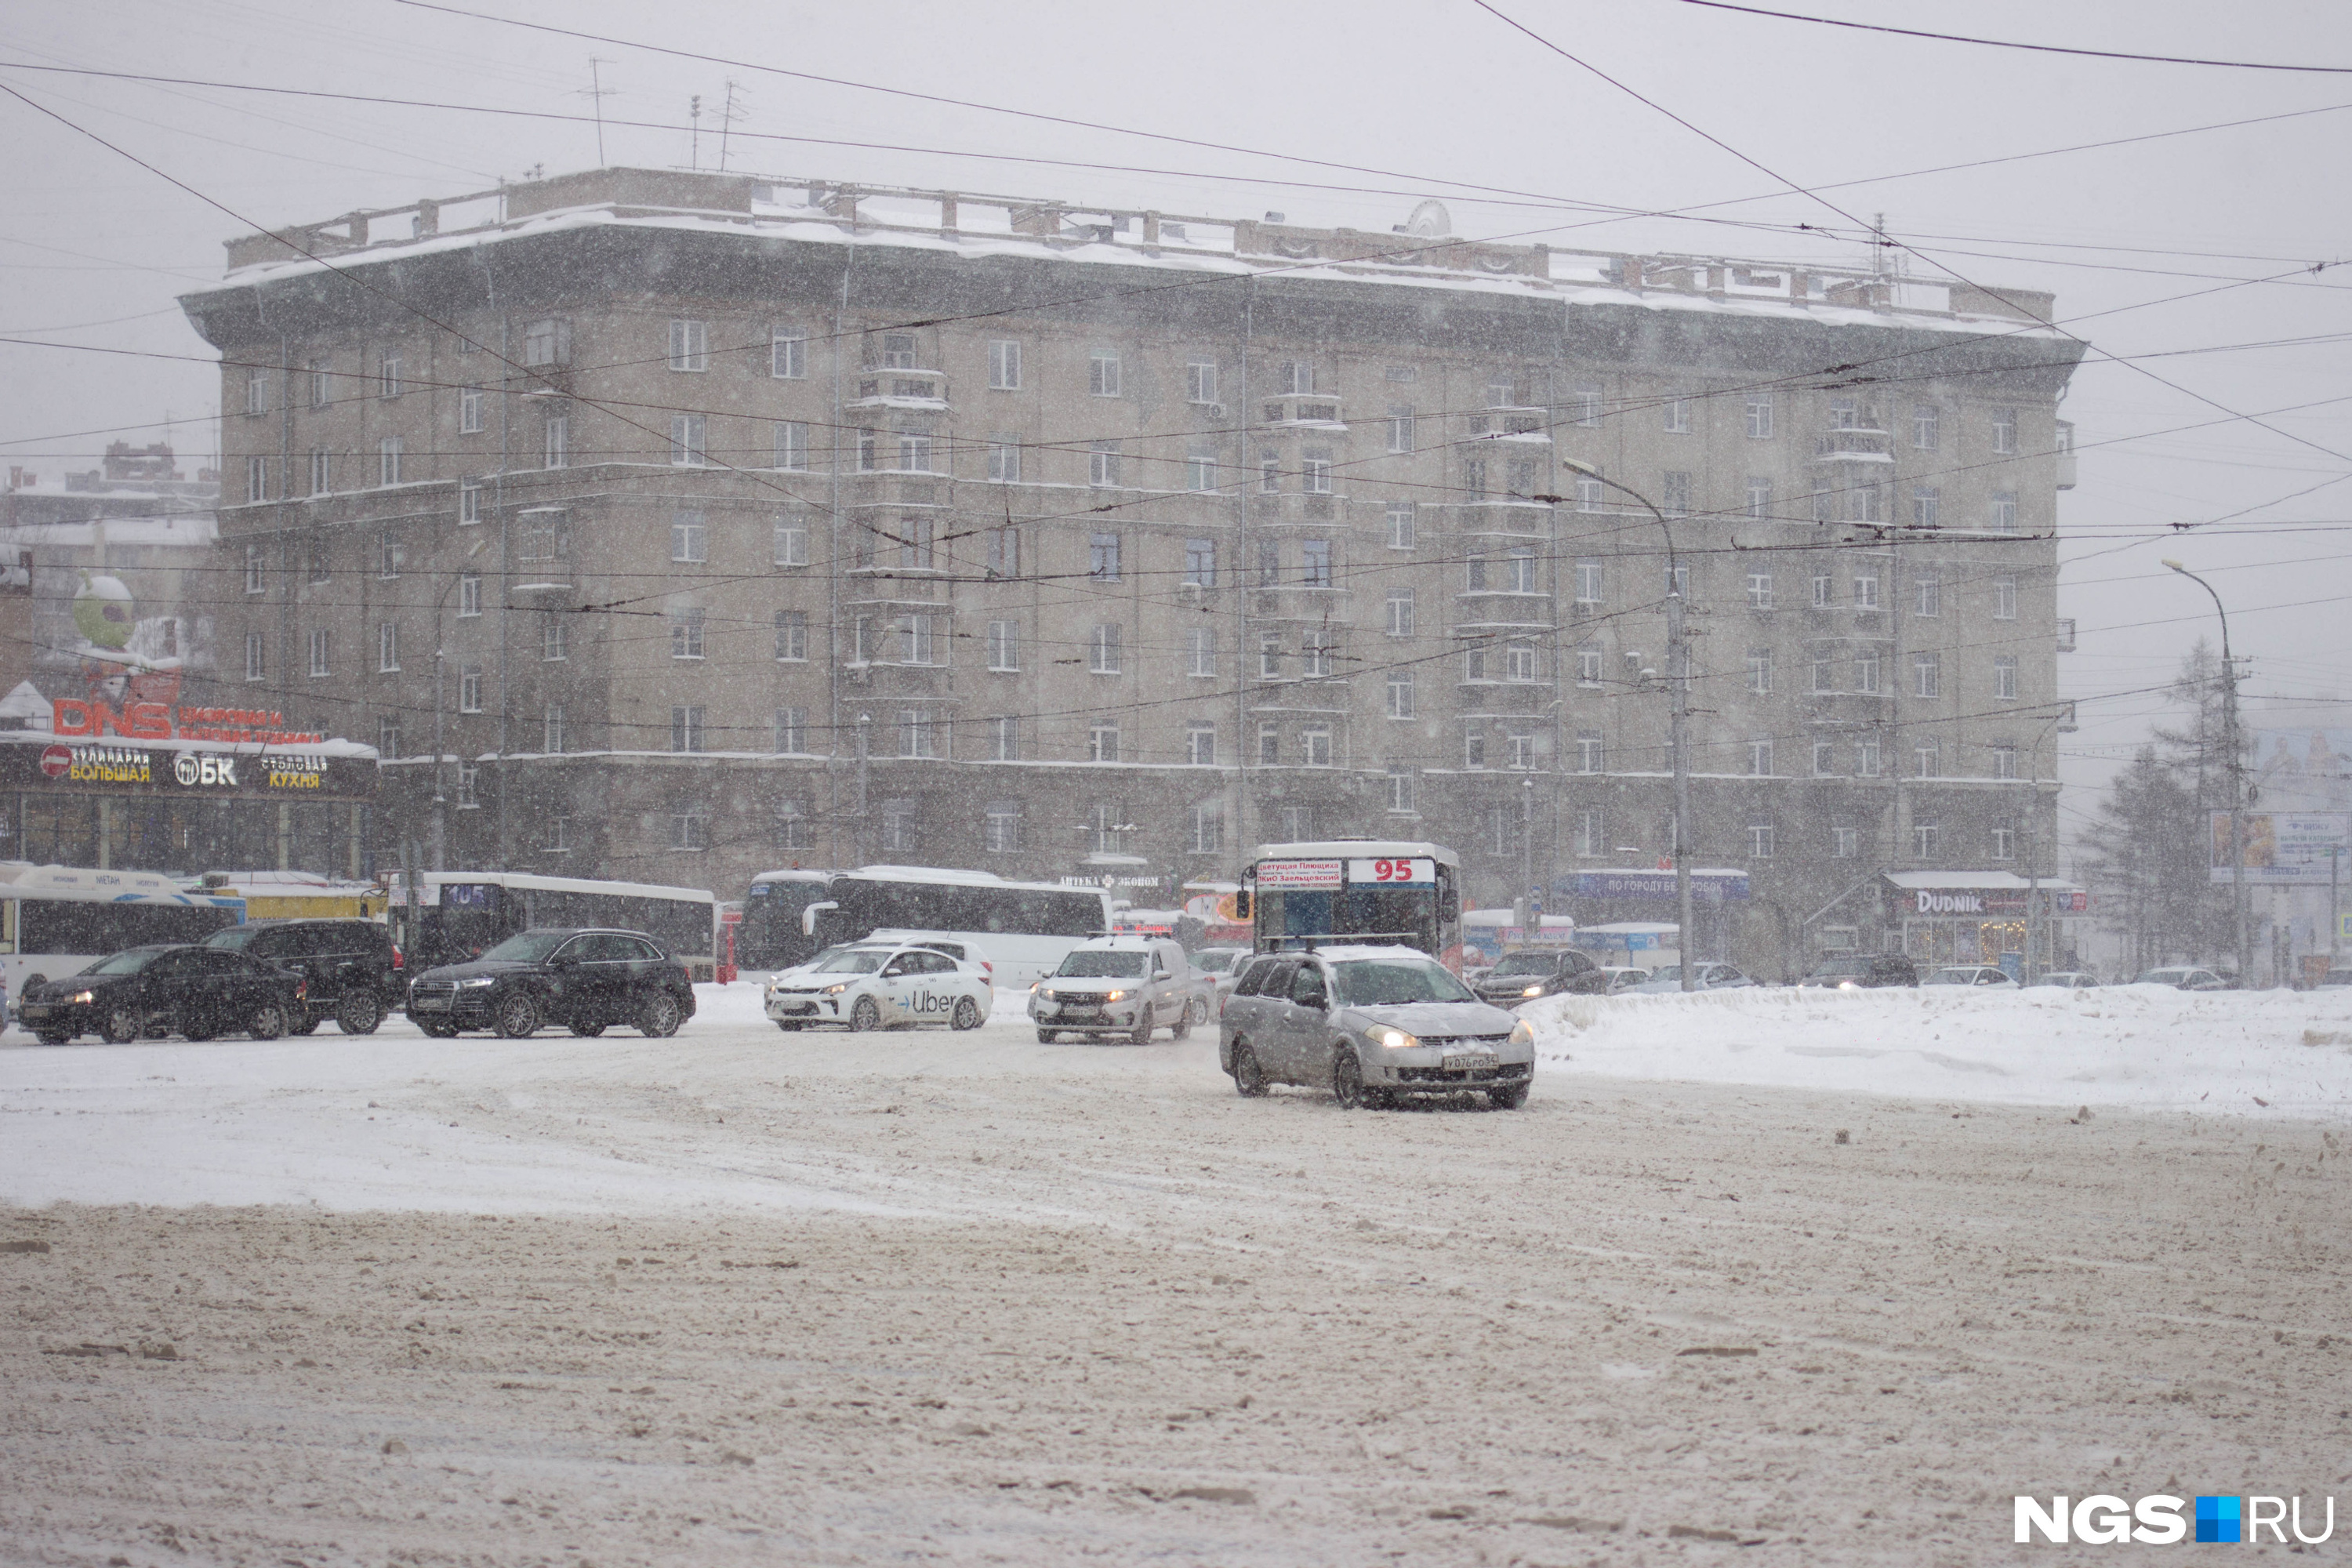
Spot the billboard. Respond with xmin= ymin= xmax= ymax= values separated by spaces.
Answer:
xmin=2208 ymin=811 xmax=2350 ymax=886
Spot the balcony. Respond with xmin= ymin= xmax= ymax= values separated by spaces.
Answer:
xmin=844 ymin=474 xmax=949 ymax=510
xmin=848 ymin=370 xmax=949 ymax=411
xmin=1258 ymin=394 xmax=1345 ymax=430
xmin=1469 ymin=408 xmax=1552 ymax=442
xmin=1813 ymin=427 xmax=1892 ymax=464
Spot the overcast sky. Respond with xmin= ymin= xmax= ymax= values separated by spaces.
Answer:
xmin=3 ymin=0 xmax=2348 ymax=850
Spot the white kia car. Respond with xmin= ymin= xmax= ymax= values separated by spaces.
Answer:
xmin=764 ymin=942 xmax=992 ymax=1033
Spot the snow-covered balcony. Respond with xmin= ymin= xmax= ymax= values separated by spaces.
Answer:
xmin=848 ymin=370 xmax=949 ymax=412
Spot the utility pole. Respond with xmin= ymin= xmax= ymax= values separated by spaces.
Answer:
xmin=2164 ymin=560 xmax=2249 ymax=985
xmin=716 ymin=80 xmax=746 ymax=172
xmin=688 ymin=95 xmax=702 ymax=172
xmin=577 ymin=58 xmax=616 ymax=168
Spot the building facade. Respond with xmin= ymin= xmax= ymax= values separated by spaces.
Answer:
xmin=182 ymin=168 xmax=2081 ymax=976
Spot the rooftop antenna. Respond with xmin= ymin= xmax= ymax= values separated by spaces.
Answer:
xmin=688 ymin=94 xmax=702 ymax=171
xmin=716 ymin=78 xmax=747 ymax=172
xmin=575 ymin=57 xmax=618 ymax=168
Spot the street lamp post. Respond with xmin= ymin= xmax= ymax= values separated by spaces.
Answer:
xmin=1561 ymin=459 xmax=1695 ymax=991
xmin=855 ymin=713 xmax=873 ymax=866
xmin=2161 ymin=560 xmax=2249 ymax=985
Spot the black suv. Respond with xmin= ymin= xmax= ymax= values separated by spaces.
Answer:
xmin=205 ymin=918 xmax=401 ymax=1035
xmin=1795 ymin=953 xmax=1919 ymax=989
xmin=406 ymin=927 xmax=696 ymax=1039
xmin=1471 ymin=946 xmax=1609 ymax=1007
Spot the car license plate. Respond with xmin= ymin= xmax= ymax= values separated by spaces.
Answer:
xmin=779 ymin=1001 xmax=815 ymax=1016
xmin=1062 ymin=1009 xmax=1105 ymax=1022
xmin=411 ymin=996 xmax=449 ymax=1012
xmin=19 ymin=1004 xmax=48 ymax=1020
xmin=1442 ymin=1051 xmax=1497 ymax=1073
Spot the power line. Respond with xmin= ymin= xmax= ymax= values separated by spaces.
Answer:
xmin=1675 ymin=1 xmax=2352 ymax=74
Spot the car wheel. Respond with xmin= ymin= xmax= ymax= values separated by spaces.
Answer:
xmin=1332 ymin=1047 xmax=1367 ymax=1110
xmin=1172 ymin=999 xmax=1198 ymax=1040
xmin=638 ymin=990 xmax=682 ymax=1039
xmin=1129 ymin=1009 xmax=1154 ymax=1047
xmin=34 ymin=1029 xmax=70 ymax=1046
xmin=1036 ymin=1028 xmax=1058 ymax=1044
xmin=100 ymin=1005 xmax=144 ymax=1045
xmin=336 ymin=990 xmax=384 ymax=1036
xmin=247 ymin=1002 xmax=287 ymax=1041
xmin=950 ymin=996 xmax=982 ymax=1031
xmin=849 ymin=996 xmax=881 ymax=1033
xmin=1231 ymin=1040 xmax=1268 ymax=1098
xmin=569 ymin=1015 xmax=607 ymax=1037
xmin=418 ymin=1019 xmax=459 ymax=1039
xmin=774 ymin=1021 xmax=802 ymax=1033
xmin=494 ymin=993 xmax=539 ymax=1040
xmin=1490 ymin=1082 xmax=1530 ymax=1110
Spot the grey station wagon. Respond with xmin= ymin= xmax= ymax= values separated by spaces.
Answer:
xmin=1218 ymin=945 xmax=1534 ymax=1109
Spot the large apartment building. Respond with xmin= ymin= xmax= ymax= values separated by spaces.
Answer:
xmin=182 ymin=167 xmax=2082 ymax=975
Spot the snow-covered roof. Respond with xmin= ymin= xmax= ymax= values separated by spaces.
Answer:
xmin=1884 ymin=872 xmax=2082 ymax=893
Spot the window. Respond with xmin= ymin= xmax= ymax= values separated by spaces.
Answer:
xmin=1089 ymin=623 xmax=1122 ymax=674
xmin=1088 ymin=351 xmax=1121 ymax=397
xmin=1991 ymin=826 xmax=2015 ymax=861
xmin=1746 ymin=648 xmax=1773 ymax=694
xmin=1913 ymin=652 xmax=1941 ymax=699
xmin=894 ymin=613 xmax=935 ymax=666
xmin=671 ymin=707 xmax=705 ymax=753
xmin=1826 ymin=825 xmax=1856 ymax=859
xmin=879 ymin=334 xmax=916 ymax=370
xmin=1577 ymin=644 xmax=1602 ymax=686
xmin=543 ymin=618 xmax=566 ymax=662
xmin=378 ymin=353 xmax=402 ymax=399
xmin=1858 ymin=736 xmax=1882 ymax=777
xmin=1915 ymin=577 xmax=1941 ymax=617
xmin=1575 ymin=807 xmax=1604 ymax=857
xmin=670 ymin=804 xmax=710 ymax=851
xmin=670 ymin=609 xmax=706 ymax=659
xmin=459 ymin=665 xmax=483 ymax=713
xmin=985 ymin=527 xmax=1019 ymax=578
xmin=670 ymin=416 xmax=706 ymax=466
xmin=1994 ymin=576 xmax=2017 ymax=620
xmin=1912 ymin=486 xmax=1940 ymax=528
xmin=1812 ymin=570 xmax=1831 ymax=608
xmin=1914 ymin=822 xmax=1940 ymax=859
xmin=300 ymin=448 xmax=329 ymax=499
xmin=899 ymin=710 xmax=938 ymax=759
xmin=1744 ymin=392 xmax=1773 ymax=439
xmin=1505 ymin=641 xmax=1538 ymax=683
xmin=1464 ymin=645 xmax=1487 ymax=683
xmin=1090 ymin=442 xmax=1120 ymax=488
xmin=458 ymin=478 xmax=480 ymax=524
xmin=1490 ymin=802 xmax=1523 ymax=856
xmin=1746 ymin=476 xmax=1772 ymax=520
xmin=1184 ymin=538 xmax=1217 ymax=588
xmin=1386 ymin=765 xmax=1416 ymax=815
xmin=1992 ymin=742 xmax=2018 ymax=779
xmin=988 ymin=437 xmax=1022 ymax=484
xmin=1464 ymin=732 xmax=1486 ymax=770
xmin=667 ymin=319 xmax=708 ymax=372
xmin=1186 ymin=448 xmax=1218 ymax=491
xmin=1386 ymin=668 xmax=1415 ymax=719
xmin=543 ymin=414 xmax=568 ymax=469
xmin=457 ymin=573 xmax=481 ymax=618
xmin=774 ymin=421 xmax=808 ymax=471
xmin=1261 ymin=448 xmax=1282 ymax=494
xmin=307 ymin=361 xmax=330 ymax=408
xmin=773 ymin=517 xmax=808 ymax=567
xmin=543 ymin=706 xmax=566 ymax=755
xmin=1386 ymin=406 xmax=1414 ymax=453
xmin=305 ymin=536 xmax=330 ymax=585
xmin=1506 ymin=730 xmax=1535 ymax=771
xmin=517 ymin=511 xmax=564 ymax=564
xmin=1990 ymin=491 xmax=2018 ymax=534
xmin=1828 ymin=396 xmax=1858 ymax=431
xmin=1185 ymin=627 xmax=1216 ymax=677
xmin=857 ymin=431 xmax=879 ymax=472
xmin=1385 ymin=363 xmax=1417 ymax=383
xmin=1301 ymin=632 xmax=1334 ymax=680
xmin=771 ymin=331 xmax=806 ymax=379
xmin=1913 ymin=404 xmax=1939 ymax=450
xmin=1854 ymin=572 xmax=1881 ymax=612
xmin=1280 ymin=361 xmax=1316 ymax=396
xmin=377 ymin=437 xmax=403 ymax=487
xmin=245 ymin=541 xmax=267 ymax=593
xmin=988 ymin=717 xmax=1019 ymax=762
xmin=1749 ymin=824 xmax=1775 ymax=859
xmin=1915 ymin=739 xmax=1940 ymax=779
xmin=985 ymin=620 xmax=1018 ymax=671
xmin=1503 ymin=549 xmax=1537 ymax=595
xmin=1258 ymin=633 xmax=1283 ymax=679
xmin=1748 ymin=738 xmax=1774 ymax=775
xmin=459 ymin=385 xmax=483 ymax=434
xmin=671 ymin=513 xmax=707 ymax=562
xmin=1575 ymin=474 xmax=1604 ymax=512
xmin=1302 ymin=727 xmax=1332 ymax=768
xmin=1746 ymin=571 xmax=1773 ymax=610
xmin=378 ymin=717 xmax=401 ymax=756
xmin=1185 ymin=360 xmax=1215 ymax=404
xmin=779 ymin=798 xmax=813 ymax=850
xmin=1813 ymin=739 xmax=1835 ymax=776
xmin=1664 ymin=397 xmax=1690 ymax=434
xmin=1462 ymin=456 xmax=1487 ymax=499
xmin=1856 ymin=652 xmax=1880 ymax=694
xmin=1661 ymin=470 xmax=1691 ymax=517
xmin=1573 ymin=561 xmax=1603 ymax=605
xmin=1090 ymin=532 xmax=1120 ymax=582
xmin=1187 ymin=723 xmax=1218 ymax=766
xmin=245 ymin=454 xmax=270 ymax=504
xmin=898 ymin=514 xmax=935 ymax=570
xmin=1301 ymin=448 xmax=1332 ymax=495
xmin=1301 ymin=538 xmax=1333 ymax=588
xmin=1385 ymin=588 xmax=1414 ymax=637
xmin=378 ymin=622 xmax=399 ymax=673
xmin=882 ymin=801 xmax=917 ymax=853
xmin=984 ymin=339 xmax=1020 ymax=390
xmin=1259 ymin=725 xmax=1280 ymax=764
xmin=1385 ymin=502 xmax=1416 ymax=550
xmin=1577 ymin=730 xmax=1603 ymax=773
xmin=897 ymin=430 xmax=932 ymax=472
xmin=1192 ymin=802 xmax=1225 ymax=854
xmin=1994 ymin=656 xmax=2018 ymax=701
xmin=985 ymin=803 xmax=1023 ymax=853
xmin=775 ymin=610 xmax=808 ymax=661
xmin=1992 ymin=407 xmax=2018 ymax=454
xmin=1571 ymin=383 xmax=1602 ymax=426
xmin=524 ymin=318 xmax=568 ymax=367
xmin=1812 ymin=652 xmax=1836 ymax=694
xmin=1087 ymin=722 xmax=1120 ymax=763
xmin=305 ymin=628 xmax=329 ymax=677
xmin=457 ymin=762 xmax=479 ymax=811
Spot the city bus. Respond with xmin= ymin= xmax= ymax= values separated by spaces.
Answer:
xmin=386 ymin=871 xmax=720 ymax=980
xmin=735 ymin=869 xmax=838 ymax=971
xmin=1241 ymin=840 xmax=1464 ymax=967
xmin=0 ymin=862 xmax=245 ymax=1007
xmin=749 ymin=865 xmax=1112 ymax=989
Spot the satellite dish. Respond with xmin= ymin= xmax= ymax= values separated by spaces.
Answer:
xmin=1406 ymin=200 xmax=1453 ymax=238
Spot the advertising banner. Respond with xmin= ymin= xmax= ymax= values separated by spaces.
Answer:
xmin=2207 ymin=812 xmax=2350 ymax=886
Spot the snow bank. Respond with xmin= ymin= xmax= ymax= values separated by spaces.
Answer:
xmin=1523 ymin=982 xmax=2352 ymax=1116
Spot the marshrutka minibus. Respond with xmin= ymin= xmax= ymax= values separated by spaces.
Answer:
xmin=1240 ymin=840 xmax=1464 ymax=968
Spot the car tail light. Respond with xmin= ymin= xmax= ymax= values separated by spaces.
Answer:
xmin=296 ymin=979 xmax=308 ymax=1002
xmin=391 ymin=946 xmax=404 ymax=971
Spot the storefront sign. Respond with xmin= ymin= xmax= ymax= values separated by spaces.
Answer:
xmin=1567 ymin=870 xmax=1749 ymax=903
xmin=49 ymin=697 xmax=325 ymax=746
xmin=1890 ymin=885 xmax=2089 ymax=919
xmin=2 ymin=739 xmax=370 ymax=797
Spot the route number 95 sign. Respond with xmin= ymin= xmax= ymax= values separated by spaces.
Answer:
xmin=1348 ymin=858 xmax=1436 ymax=887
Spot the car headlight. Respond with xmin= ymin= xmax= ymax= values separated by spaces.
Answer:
xmin=1508 ymin=1019 xmax=1534 ymax=1047
xmin=1522 ymin=983 xmax=1544 ymax=997
xmin=1103 ymin=989 xmax=1127 ymax=1003
xmin=1838 ymin=979 xmax=1859 ymax=991
xmin=1370 ymin=1026 xmax=1417 ymax=1051
xmin=67 ymin=989 xmax=94 ymax=1005
xmin=458 ymin=975 xmax=496 ymax=989
xmin=824 ymin=983 xmax=848 ymax=995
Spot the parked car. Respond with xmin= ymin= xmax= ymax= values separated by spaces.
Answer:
xmin=20 ymin=944 xmax=306 ymax=1045
xmin=2133 ymin=966 xmax=2231 ymax=992
xmin=1597 ymin=965 xmax=1653 ymax=994
xmin=1628 ymin=962 xmax=1757 ymax=995
xmin=1219 ymin=945 xmax=1532 ymax=1109
xmin=866 ymin=930 xmax=994 ymax=990
xmin=204 ymin=916 xmax=401 ymax=1035
xmin=405 ymin=928 xmax=695 ymax=1039
xmin=2030 ymin=971 xmax=2100 ymax=989
xmin=1189 ymin=946 xmax=1253 ymax=1013
xmin=764 ymin=940 xmax=992 ymax=1031
xmin=1471 ymin=946 xmax=1609 ymax=1007
xmin=1796 ymin=953 xmax=1919 ymax=989
xmin=1924 ymin=965 xmax=2020 ymax=988
xmin=1030 ymin=935 xmax=1204 ymax=1044
xmin=2314 ymin=969 xmax=2352 ymax=990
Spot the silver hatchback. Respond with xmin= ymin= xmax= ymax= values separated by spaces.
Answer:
xmin=1218 ymin=946 xmax=1534 ymax=1109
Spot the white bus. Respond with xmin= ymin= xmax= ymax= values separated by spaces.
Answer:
xmin=1242 ymin=839 xmax=1465 ymax=967
xmin=0 ymin=862 xmax=246 ymax=1007
xmin=387 ymin=872 xmax=720 ymax=981
xmin=757 ymin=866 xmax=1113 ymax=990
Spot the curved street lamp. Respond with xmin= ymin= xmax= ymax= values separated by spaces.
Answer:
xmin=2161 ymin=559 xmax=2249 ymax=985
